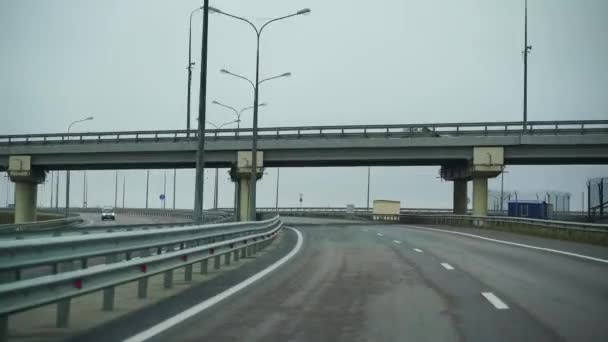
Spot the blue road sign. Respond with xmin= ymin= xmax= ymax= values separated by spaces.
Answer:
xmin=160 ymin=194 xmax=165 ymax=201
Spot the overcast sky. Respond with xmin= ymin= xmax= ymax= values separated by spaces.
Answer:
xmin=1 ymin=0 xmax=607 ymax=210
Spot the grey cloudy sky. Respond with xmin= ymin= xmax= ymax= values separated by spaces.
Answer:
xmin=1 ymin=0 xmax=607 ymax=210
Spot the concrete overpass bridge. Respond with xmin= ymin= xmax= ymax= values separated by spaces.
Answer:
xmin=2 ymin=120 xmax=607 ymax=222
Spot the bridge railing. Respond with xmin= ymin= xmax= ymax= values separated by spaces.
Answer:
xmin=1 ymin=120 xmax=607 ymax=145
xmin=0 ymin=216 xmax=282 ymax=336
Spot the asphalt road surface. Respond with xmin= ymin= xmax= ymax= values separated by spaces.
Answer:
xmin=77 ymin=217 xmax=608 ymax=342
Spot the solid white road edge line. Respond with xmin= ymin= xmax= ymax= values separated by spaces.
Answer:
xmin=413 ymin=248 xmax=423 ymax=253
xmin=123 ymin=227 xmax=304 ymax=342
xmin=481 ymin=292 xmax=509 ymax=310
xmin=393 ymin=240 xmax=402 ymax=244
xmin=440 ymin=263 xmax=455 ymax=270
xmin=405 ymin=225 xmax=608 ymax=264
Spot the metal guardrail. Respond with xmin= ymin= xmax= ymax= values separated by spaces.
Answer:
xmin=401 ymin=213 xmax=608 ymax=233
xmin=0 ymin=216 xmax=282 ymax=337
xmin=1 ymin=120 xmax=607 ymax=145
xmin=0 ymin=216 xmax=83 ymax=234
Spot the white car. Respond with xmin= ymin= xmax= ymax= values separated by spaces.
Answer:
xmin=101 ymin=207 xmax=116 ymax=221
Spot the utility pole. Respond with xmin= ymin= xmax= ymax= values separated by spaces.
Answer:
xmin=523 ymin=0 xmax=532 ymax=128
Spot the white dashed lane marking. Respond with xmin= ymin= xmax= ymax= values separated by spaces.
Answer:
xmin=481 ymin=292 xmax=509 ymax=310
xmin=440 ymin=263 xmax=455 ymax=270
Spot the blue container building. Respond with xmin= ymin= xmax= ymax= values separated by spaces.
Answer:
xmin=508 ymin=200 xmax=553 ymax=219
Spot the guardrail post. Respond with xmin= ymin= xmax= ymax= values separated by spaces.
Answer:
xmin=200 ymin=259 xmax=208 ymax=275
xmin=102 ymin=254 xmax=117 ymax=311
xmin=164 ymin=270 xmax=173 ymax=289
xmin=224 ymin=252 xmax=231 ymax=266
xmin=137 ymin=249 xmax=150 ymax=299
xmin=1 ymin=315 xmax=7 ymax=342
xmin=55 ymin=261 xmax=75 ymax=328
xmin=214 ymin=255 xmax=221 ymax=270
xmin=241 ymin=246 xmax=246 ymax=258
xmin=184 ymin=264 xmax=193 ymax=282
xmin=234 ymin=249 xmax=240 ymax=261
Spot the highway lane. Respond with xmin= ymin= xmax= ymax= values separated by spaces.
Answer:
xmin=111 ymin=217 xmax=607 ymax=342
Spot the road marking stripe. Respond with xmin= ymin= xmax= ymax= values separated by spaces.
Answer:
xmin=481 ymin=292 xmax=509 ymax=310
xmin=440 ymin=263 xmax=455 ymax=270
xmin=413 ymin=248 xmax=423 ymax=253
xmin=377 ymin=233 xmax=384 ymax=237
xmin=393 ymin=240 xmax=402 ymax=244
xmin=123 ymin=227 xmax=304 ymax=342
xmin=404 ymin=225 xmax=608 ymax=264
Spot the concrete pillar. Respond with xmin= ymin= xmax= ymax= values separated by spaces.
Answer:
xmin=8 ymin=156 xmax=45 ymax=223
xmin=237 ymin=176 xmax=250 ymax=222
xmin=472 ymin=177 xmax=488 ymax=216
xmin=453 ymin=180 xmax=468 ymax=215
xmin=14 ymin=181 xmax=38 ymax=223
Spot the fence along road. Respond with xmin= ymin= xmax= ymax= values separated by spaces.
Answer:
xmin=0 ymin=216 xmax=282 ymax=341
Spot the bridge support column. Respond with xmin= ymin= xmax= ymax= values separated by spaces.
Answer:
xmin=8 ymin=156 xmax=46 ymax=223
xmin=472 ymin=177 xmax=488 ymax=217
xmin=230 ymin=152 xmax=264 ymax=222
xmin=453 ymin=180 xmax=468 ymax=215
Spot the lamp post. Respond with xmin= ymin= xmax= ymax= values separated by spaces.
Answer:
xmin=523 ymin=0 xmax=532 ymax=128
xmin=49 ymin=171 xmax=54 ymax=208
xmin=211 ymin=100 xmax=267 ymax=135
xmin=275 ymin=168 xmax=280 ymax=211
xmin=186 ymin=5 xmax=204 ymax=134
xmin=65 ymin=116 xmax=93 ymax=217
xmin=366 ymin=167 xmax=371 ymax=211
xmin=192 ymin=0 xmax=210 ymax=223
xmin=145 ymin=170 xmax=149 ymax=209
xmin=211 ymin=6 xmax=310 ymax=220
xmin=206 ymin=120 xmax=238 ymax=209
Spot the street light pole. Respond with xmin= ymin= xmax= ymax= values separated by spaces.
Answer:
xmin=523 ymin=0 xmax=532 ymax=128
xmin=65 ymin=116 xmax=93 ymax=217
xmin=55 ymin=171 xmax=59 ymax=210
xmin=186 ymin=6 xmax=203 ymax=134
xmin=114 ymin=170 xmax=118 ymax=208
xmin=212 ymin=101 xmax=268 ymax=136
xmin=163 ymin=171 xmax=167 ymax=209
xmin=145 ymin=170 xmax=150 ymax=209
xmin=49 ymin=171 xmax=54 ymax=208
xmin=275 ymin=168 xmax=280 ymax=211
xmin=193 ymin=0 xmax=210 ymax=223
xmin=82 ymin=171 xmax=87 ymax=208
xmin=211 ymin=6 xmax=310 ymax=221
xmin=366 ymin=167 xmax=371 ymax=211
xmin=122 ymin=175 xmax=126 ymax=208
xmin=173 ymin=168 xmax=176 ymax=210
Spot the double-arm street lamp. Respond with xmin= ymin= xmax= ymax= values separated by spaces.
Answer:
xmin=211 ymin=100 xmax=267 ymax=134
xmin=65 ymin=116 xmax=94 ymax=217
xmin=210 ymin=6 xmax=310 ymax=220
